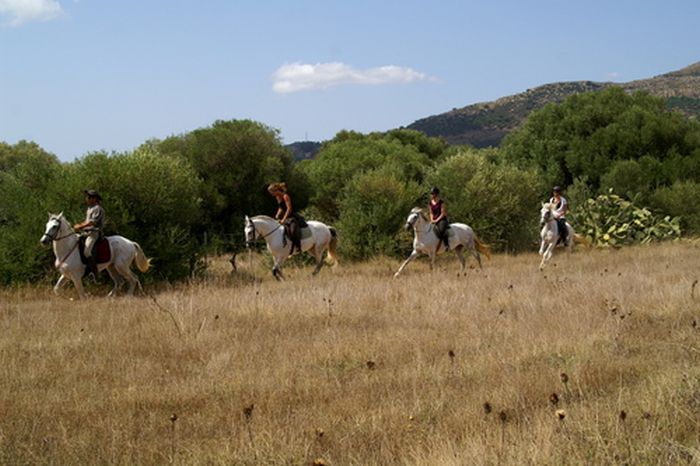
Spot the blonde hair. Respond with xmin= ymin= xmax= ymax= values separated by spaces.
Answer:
xmin=267 ymin=182 xmax=287 ymax=194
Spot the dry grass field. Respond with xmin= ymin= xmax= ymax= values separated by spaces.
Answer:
xmin=1 ymin=242 xmax=699 ymax=465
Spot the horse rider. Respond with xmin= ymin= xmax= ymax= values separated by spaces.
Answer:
xmin=268 ymin=182 xmax=307 ymax=254
xmin=73 ymin=189 xmax=105 ymax=278
xmin=549 ymin=186 xmax=569 ymax=245
xmin=429 ymin=187 xmax=450 ymax=251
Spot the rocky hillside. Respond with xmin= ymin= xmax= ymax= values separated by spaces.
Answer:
xmin=407 ymin=62 xmax=700 ymax=147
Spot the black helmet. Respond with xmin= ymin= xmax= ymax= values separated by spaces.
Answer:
xmin=430 ymin=187 xmax=440 ymax=195
xmin=552 ymin=186 xmax=562 ymax=193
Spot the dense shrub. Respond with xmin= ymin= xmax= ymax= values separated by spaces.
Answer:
xmin=336 ymin=168 xmax=422 ymax=259
xmin=649 ymin=181 xmax=700 ymax=234
xmin=300 ymin=133 xmax=434 ymax=221
xmin=427 ymin=150 xmax=545 ymax=251
xmin=48 ymin=148 xmax=204 ymax=280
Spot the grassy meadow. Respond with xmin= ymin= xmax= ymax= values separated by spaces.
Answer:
xmin=0 ymin=242 xmax=699 ymax=465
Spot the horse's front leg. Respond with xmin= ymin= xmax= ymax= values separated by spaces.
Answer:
xmin=394 ymin=250 xmax=420 ymax=278
xmin=539 ymin=242 xmax=555 ymax=270
xmin=53 ymin=274 xmax=69 ymax=295
xmin=272 ymin=256 xmax=286 ymax=281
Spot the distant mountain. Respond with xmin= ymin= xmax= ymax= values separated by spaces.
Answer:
xmin=285 ymin=141 xmax=322 ymax=162
xmin=407 ymin=62 xmax=700 ymax=147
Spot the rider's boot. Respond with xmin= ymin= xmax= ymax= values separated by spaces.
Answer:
xmin=87 ymin=256 xmax=98 ymax=281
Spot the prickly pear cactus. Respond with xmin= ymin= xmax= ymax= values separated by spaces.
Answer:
xmin=569 ymin=190 xmax=681 ymax=247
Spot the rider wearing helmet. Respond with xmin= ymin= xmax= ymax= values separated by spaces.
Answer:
xmin=549 ymin=186 xmax=569 ymax=245
xmin=429 ymin=187 xmax=450 ymax=250
xmin=73 ymin=189 xmax=105 ymax=278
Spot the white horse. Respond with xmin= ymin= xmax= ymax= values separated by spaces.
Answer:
xmin=394 ymin=207 xmax=491 ymax=277
xmin=538 ymin=202 xmax=575 ymax=270
xmin=244 ymin=215 xmax=338 ymax=280
xmin=40 ymin=213 xmax=151 ymax=298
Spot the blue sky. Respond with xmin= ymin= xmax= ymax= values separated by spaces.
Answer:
xmin=1 ymin=0 xmax=698 ymax=162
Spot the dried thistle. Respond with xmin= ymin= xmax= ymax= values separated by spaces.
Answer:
xmin=366 ymin=360 xmax=376 ymax=370
xmin=483 ymin=402 xmax=492 ymax=415
xmin=243 ymin=404 xmax=254 ymax=422
xmin=549 ymin=393 xmax=559 ymax=406
xmin=560 ymin=372 xmax=569 ymax=384
xmin=498 ymin=410 xmax=507 ymax=423
xmin=556 ymin=409 xmax=566 ymax=421
xmin=170 ymin=413 xmax=178 ymax=423
xmin=315 ymin=428 xmax=324 ymax=438
xmin=312 ymin=458 xmax=328 ymax=466
xmin=619 ymin=410 xmax=627 ymax=422
xmin=448 ymin=349 xmax=455 ymax=361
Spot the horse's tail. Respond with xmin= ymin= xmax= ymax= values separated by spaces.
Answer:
xmin=133 ymin=242 xmax=151 ymax=272
xmin=573 ymin=233 xmax=591 ymax=248
xmin=326 ymin=227 xmax=339 ymax=266
xmin=474 ymin=237 xmax=492 ymax=260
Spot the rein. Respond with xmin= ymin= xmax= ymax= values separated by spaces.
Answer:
xmin=250 ymin=220 xmax=282 ymax=241
xmin=47 ymin=220 xmax=81 ymax=268
xmin=56 ymin=240 xmax=80 ymax=268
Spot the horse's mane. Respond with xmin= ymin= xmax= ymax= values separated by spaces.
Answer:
xmin=411 ymin=207 xmax=429 ymax=221
xmin=542 ymin=202 xmax=555 ymax=211
xmin=49 ymin=212 xmax=69 ymax=223
xmin=250 ymin=215 xmax=276 ymax=222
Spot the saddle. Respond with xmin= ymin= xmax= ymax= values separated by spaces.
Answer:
xmin=78 ymin=236 xmax=112 ymax=264
xmin=281 ymin=226 xmax=313 ymax=246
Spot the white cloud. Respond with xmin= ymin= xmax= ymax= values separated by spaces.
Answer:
xmin=0 ymin=0 xmax=63 ymax=26
xmin=272 ymin=62 xmax=434 ymax=94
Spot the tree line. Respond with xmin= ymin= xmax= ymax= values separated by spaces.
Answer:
xmin=2 ymin=87 xmax=699 ymax=284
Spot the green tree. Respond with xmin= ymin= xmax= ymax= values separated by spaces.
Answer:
xmin=501 ymin=87 xmax=700 ymax=190
xmin=427 ymin=150 xmax=544 ymax=251
xmin=301 ymin=134 xmax=434 ymax=221
xmin=0 ymin=141 xmax=62 ymax=284
xmin=157 ymin=119 xmax=297 ymax=240
xmin=52 ymin=148 xmax=204 ymax=280
xmin=336 ymin=168 xmax=422 ymax=259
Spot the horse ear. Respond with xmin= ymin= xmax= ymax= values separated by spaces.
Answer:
xmin=245 ymin=215 xmax=249 ymax=222
xmin=58 ymin=211 xmax=64 ymax=218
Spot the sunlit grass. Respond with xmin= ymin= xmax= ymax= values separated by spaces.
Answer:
xmin=0 ymin=242 xmax=698 ymax=464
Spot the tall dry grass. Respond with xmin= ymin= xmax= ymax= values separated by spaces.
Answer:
xmin=0 ymin=242 xmax=699 ymax=465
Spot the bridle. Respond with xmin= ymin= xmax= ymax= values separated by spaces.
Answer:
xmin=45 ymin=218 xmax=78 ymax=242
xmin=44 ymin=218 xmax=81 ymax=268
xmin=246 ymin=219 xmax=282 ymax=246
xmin=407 ymin=211 xmax=433 ymax=234
xmin=540 ymin=208 xmax=555 ymax=227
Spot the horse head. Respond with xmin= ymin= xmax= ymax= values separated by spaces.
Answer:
xmin=41 ymin=212 xmax=67 ymax=245
xmin=405 ymin=207 xmax=425 ymax=231
xmin=244 ymin=216 xmax=256 ymax=247
xmin=540 ymin=203 xmax=554 ymax=227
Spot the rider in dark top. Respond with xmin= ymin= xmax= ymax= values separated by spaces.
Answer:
xmin=429 ymin=187 xmax=450 ymax=250
xmin=268 ymin=182 xmax=306 ymax=254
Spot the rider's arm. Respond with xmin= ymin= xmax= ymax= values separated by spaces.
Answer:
xmin=279 ymin=194 xmax=292 ymax=223
xmin=73 ymin=220 xmax=93 ymax=230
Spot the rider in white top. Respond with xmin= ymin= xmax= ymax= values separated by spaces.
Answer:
xmin=549 ymin=186 xmax=569 ymax=244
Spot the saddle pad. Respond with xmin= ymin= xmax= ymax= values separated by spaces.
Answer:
xmin=301 ymin=227 xmax=313 ymax=240
xmin=95 ymin=238 xmax=111 ymax=263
